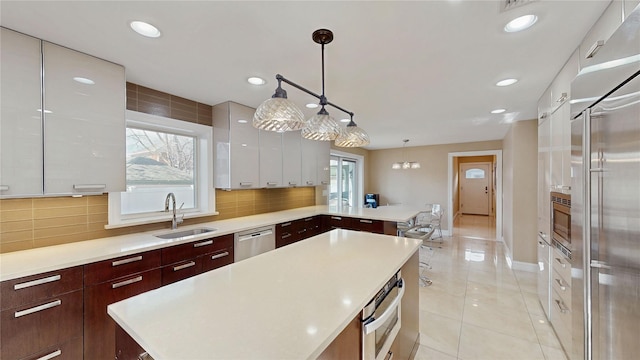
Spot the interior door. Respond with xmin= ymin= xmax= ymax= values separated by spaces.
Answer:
xmin=460 ymin=163 xmax=491 ymax=215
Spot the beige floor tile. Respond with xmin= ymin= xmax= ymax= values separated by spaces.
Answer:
xmin=414 ymin=345 xmax=457 ymax=360
xmin=419 ymin=310 xmax=461 ymax=357
xmin=541 ymin=345 xmax=568 ymax=360
xmin=458 ymin=323 xmax=545 ymax=360
xmin=464 ymin=289 xmax=529 ymax=316
xmin=467 ymin=268 xmax=520 ymax=291
xmin=529 ymin=313 xmax=563 ymax=349
xmin=420 ymin=287 xmax=465 ymax=320
xmin=522 ymin=291 xmax=546 ymax=316
xmin=462 ymin=299 xmax=538 ymax=343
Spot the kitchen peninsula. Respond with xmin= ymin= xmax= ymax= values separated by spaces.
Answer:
xmin=108 ymin=229 xmax=421 ymax=359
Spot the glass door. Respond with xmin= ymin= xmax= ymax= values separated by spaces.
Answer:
xmin=330 ymin=155 xmax=358 ymax=207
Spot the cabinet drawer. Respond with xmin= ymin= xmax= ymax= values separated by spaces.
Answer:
xmin=1 ymin=266 xmax=82 ymax=311
xmin=201 ymin=248 xmax=234 ymax=273
xmin=84 ymin=250 xmax=161 ymax=286
xmin=1 ymin=290 xmax=83 ymax=360
xmin=353 ymin=218 xmax=384 ymax=233
xmin=551 ymin=270 xmax=571 ymax=306
xmin=550 ymin=288 xmax=572 ymax=350
xmin=327 ymin=215 xmax=353 ymax=229
xmin=551 ymin=249 xmax=571 ymax=284
xmin=162 ymin=259 xmax=202 ymax=286
xmin=21 ymin=336 xmax=83 ymax=360
xmin=84 ymin=268 xmax=161 ymax=360
xmin=302 ymin=216 xmax=321 ymax=238
xmin=276 ymin=221 xmax=301 ymax=248
xmin=161 ymin=234 xmax=233 ymax=266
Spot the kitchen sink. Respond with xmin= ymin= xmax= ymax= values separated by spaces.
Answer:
xmin=154 ymin=227 xmax=218 ymax=240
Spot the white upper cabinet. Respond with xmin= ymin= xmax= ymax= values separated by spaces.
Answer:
xmin=300 ymin=138 xmax=318 ymax=186
xmin=213 ymin=102 xmax=260 ymax=189
xmin=550 ymin=102 xmax=571 ymax=193
xmin=0 ymin=28 xmax=43 ymax=197
xmin=625 ymin=0 xmax=640 ymax=20
xmin=282 ymin=131 xmax=302 ymax=187
xmin=43 ymin=42 xmax=126 ymax=195
xmin=316 ymin=141 xmax=330 ymax=186
xmin=538 ymin=86 xmax=552 ymax=125
xmin=259 ymin=130 xmax=283 ymax=187
xmin=579 ymin=0 xmax=624 ymax=70
xmin=549 ymin=50 xmax=579 ymax=114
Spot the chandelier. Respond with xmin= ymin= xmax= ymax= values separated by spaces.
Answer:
xmin=253 ymin=29 xmax=369 ymax=147
xmin=391 ymin=139 xmax=421 ymax=170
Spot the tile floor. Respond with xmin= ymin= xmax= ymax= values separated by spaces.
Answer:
xmin=414 ymin=214 xmax=567 ymax=360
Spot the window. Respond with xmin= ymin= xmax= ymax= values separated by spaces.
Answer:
xmin=108 ymin=111 xmax=215 ymax=228
xmin=465 ymin=168 xmax=486 ymax=179
xmin=329 ymin=152 xmax=364 ymax=208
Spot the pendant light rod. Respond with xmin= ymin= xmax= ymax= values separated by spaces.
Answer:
xmin=275 ymin=74 xmax=354 ymax=117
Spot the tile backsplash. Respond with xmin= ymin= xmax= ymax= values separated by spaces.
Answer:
xmin=0 ymin=187 xmax=316 ymax=254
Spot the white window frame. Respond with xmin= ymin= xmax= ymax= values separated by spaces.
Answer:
xmin=106 ymin=110 xmax=216 ymax=229
xmin=330 ymin=150 xmax=364 ymax=208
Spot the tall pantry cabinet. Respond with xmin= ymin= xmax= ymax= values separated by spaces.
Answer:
xmin=0 ymin=27 xmax=125 ymax=198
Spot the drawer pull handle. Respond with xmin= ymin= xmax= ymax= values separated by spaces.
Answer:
xmin=306 ymin=181 xmax=314 ymax=185
xmin=211 ymin=251 xmax=230 ymax=260
xmin=555 ymin=278 xmax=567 ymax=291
xmin=112 ymin=255 xmax=143 ymax=267
xmin=266 ymin=182 xmax=277 ymax=186
xmin=331 ymin=216 xmax=342 ymax=220
xmin=288 ymin=182 xmax=297 ymax=186
xmin=73 ymin=184 xmax=106 ymax=191
xmin=15 ymin=299 xmax=61 ymax=318
xmin=555 ymin=258 xmax=567 ymax=268
xmin=538 ymin=231 xmax=546 ymax=239
xmin=304 ymin=218 xmax=313 ymax=222
xmin=0 ymin=185 xmax=8 ymax=191
xmin=281 ymin=222 xmax=292 ymax=227
xmin=193 ymin=240 xmax=213 ymax=248
xmin=239 ymin=182 xmax=253 ymax=187
xmin=173 ymin=261 xmax=196 ymax=271
xmin=37 ymin=349 xmax=62 ymax=360
xmin=321 ymin=181 xmax=329 ymax=185
xmin=14 ymin=274 xmax=61 ymax=290
xmin=297 ymin=229 xmax=307 ymax=234
xmin=554 ymin=299 xmax=569 ymax=314
xmin=112 ymin=276 xmax=143 ymax=289
xmin=281 ymin=233 xmax=292 ymax=239
xmin=360 ymin=219 xmax=373 ymax=224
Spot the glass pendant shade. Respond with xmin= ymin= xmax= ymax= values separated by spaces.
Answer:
xmin=302 ymin=107 xmax=341 ymax=141
xmin=335 ymin=120 xmax=370 ymax=147
xmin=253 ymin=97 xmax=306 ymax=132
xmin=391 ymin=162 xmax=402 ymax=170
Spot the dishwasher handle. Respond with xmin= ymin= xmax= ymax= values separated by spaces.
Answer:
xmin=238 ymin=229 xmax=274 ymax=242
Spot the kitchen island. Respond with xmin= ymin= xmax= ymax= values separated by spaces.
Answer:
xmin=107 ymin=229 xmax=421 ymax=359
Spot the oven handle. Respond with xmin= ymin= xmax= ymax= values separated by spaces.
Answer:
xmin=364 ymin=278 xmax=405 ymax=335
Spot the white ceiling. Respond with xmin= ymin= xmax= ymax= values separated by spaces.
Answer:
xmin=0 ymin=1 xmax=610 ymax=149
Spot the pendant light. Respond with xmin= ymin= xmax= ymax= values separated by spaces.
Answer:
xmin=391 ymin=139 xmax=421 ymax=170
xmin=334 ymin=114 xmax=370 ymax=147
xmin=253 ymin=29 xmax=368 ymax=147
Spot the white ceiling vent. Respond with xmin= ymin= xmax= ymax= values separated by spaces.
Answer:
xmin=500 ymin=0 xmax=538 ymax=13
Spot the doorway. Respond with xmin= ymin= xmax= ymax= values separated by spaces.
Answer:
xmin=329 ymin=152 xmax=363 ymax=208
xmin=448 ymin=151 xmax=502 ymax=241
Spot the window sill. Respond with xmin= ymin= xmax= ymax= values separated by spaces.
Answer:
xmin=105 ymin=211 xmax=219 ymax=230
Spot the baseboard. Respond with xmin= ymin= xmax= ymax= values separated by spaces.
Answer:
xmin=512 ymin=261 xmax=538 ymax=272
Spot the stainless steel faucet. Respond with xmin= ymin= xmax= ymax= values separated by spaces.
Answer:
xmin=164 ymin=192 xmax=184 ymax=229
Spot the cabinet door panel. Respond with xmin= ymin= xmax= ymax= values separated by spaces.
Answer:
xmin=538 ymin=118 xmax=552 ymax=238
xmin=201 ymin=248 xmax=234 ymax=273
xmin=43 ymin=42 xmax=125 ymax=195
xmin=282 ymin=131 xmax=302 ymax=186
xmin=161 ymin=259 xmax=201 ymax=286
xmin=300 ymin=138 xmax=318 ymax=186
xmin=22 ymin=336 xmax=83 ymax=360
xmin=259 ymin=130 xmax=283 ymax=187
xmin=161 ymin=235 xmax=232 ymax=266
xmin=229 ymin=103 xmax=259 ymax=188
xmin=1 ymin=290 xmax=83 ymax=360
xmin=84 ymin=269 xmax=161 ymax=360
xmin=0 ymin=28 xmax=43 ymax=197
xmin=316 ymin=140 xmax=330 ymax=185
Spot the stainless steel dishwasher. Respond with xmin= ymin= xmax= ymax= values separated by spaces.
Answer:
xmin=234 ymin=226 xmax=275 ymax=262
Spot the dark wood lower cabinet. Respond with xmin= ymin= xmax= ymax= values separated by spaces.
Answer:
xmin=317 ymin=314 xmax=361 ymax=360
xmin=84 ymin=269 xmax=162 ymax=360
xmin=0 ymin=290 xmax=83 ymax=360
xmin=115 ymin=325 xmax=147 ymax=360
xmin=21 ymin=336 xmax=83 ymax=360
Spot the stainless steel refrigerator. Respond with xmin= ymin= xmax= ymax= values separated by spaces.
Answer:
xmin=570 ymin=5 xmax=640 ymax=360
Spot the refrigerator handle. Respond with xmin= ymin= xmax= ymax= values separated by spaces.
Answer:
xmin=583 ymin=109 xmax=593 ymax=360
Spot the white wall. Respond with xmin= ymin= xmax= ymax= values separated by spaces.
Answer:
xmin=502 ymin=119 xmax=538 ymax=264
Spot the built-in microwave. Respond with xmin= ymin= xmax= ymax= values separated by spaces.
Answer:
xmin=551 ymin=192 xmax=571 ymax=253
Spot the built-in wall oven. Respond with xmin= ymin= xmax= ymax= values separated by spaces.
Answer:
xmin=362 ymin=271 xmax=404 ymax=360
xmin=551 ymin=192 xmax=571 ymax=255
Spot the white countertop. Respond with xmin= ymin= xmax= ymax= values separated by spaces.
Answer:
xmin=0 ymin=205 xmax=422 ymax=282
xmin=108 ymin=229 xmax=421 ymax=360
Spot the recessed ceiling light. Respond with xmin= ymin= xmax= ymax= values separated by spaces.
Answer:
xmin=130 ymin=21 xmax=161 ymax=38
xmin=504 ymin=15 xmax=538 ymax=33
xmin=340 ymin=118 xmax=350 ymax=123
xmin=73 ymin=77 xmax=95 ymax=85
xmin=237 ymin=119 xmax=248 ymax=124
xmin=491 ymin=108 xmax=506 ymax=114
xmin=247 ymin=77 xmax=265 ymax=85
xmin=496 ymin=78 xmax=518 ymax=87
xmin=37 ymin=108 xmax=52 ymax=114
xmin=306 ymin=103 xmax=319 ymax=109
